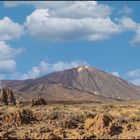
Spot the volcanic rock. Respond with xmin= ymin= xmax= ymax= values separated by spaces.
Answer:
xmin=85 ymin=114 xmax=112 ymax=130
xmin=30 ymin=97 xmax=47 ymax=106
xmin=85 ymin=114 xmax=123 ymax=136
xmin=0 ymin=131 xmax=10 ymax=139
xmin=0 ymin=88 xmax=16 ymax=105
xmin=2 ymin=109 xmax=34 ymax=126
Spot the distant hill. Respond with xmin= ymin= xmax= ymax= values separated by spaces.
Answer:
xmin=2 ymin=66 xmax=140 ymax=102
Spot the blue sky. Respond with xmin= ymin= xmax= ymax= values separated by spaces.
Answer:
xmin=0 ymin=1 xmax=140 ymax=86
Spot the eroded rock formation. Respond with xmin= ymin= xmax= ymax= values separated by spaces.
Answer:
xmin=30 ymin=97 xmax=47 ymax=106
xmin=0 ymin=88 xmax=16 ymax=105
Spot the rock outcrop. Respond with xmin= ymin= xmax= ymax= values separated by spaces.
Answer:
xmin=0 ymin=88 xmax=16 ymax=105
xmin=2 ymin=109 xmax=34 ymax=126
xmin=85 ymin=114 xmax=123 ymax=136
xmin=30 ymin=97 xmax=47 ymax=106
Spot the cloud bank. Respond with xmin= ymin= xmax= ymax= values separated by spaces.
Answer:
xmin=0 ymin=17 xmax=23 ymax=41
xmin=126 ymin=69 xmax=140 ymax=86
xmin=3 ymin=1 xmax=140 ymax=44
xmin=0 ymin=41 xmax=23 ymax=73
xmin=22 ymin=60 xmax=88 ymax=79
xmin=1 ymin=1 xmax=140 ymax=81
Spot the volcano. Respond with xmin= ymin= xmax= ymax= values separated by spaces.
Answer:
xmin=2 ymin=66 xmax=140 ymax=102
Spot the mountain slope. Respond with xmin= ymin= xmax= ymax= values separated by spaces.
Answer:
xmin=2 ymin=66 xmax=140 ymax=102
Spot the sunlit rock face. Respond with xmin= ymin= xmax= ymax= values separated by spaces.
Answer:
xmin=77 ymin=66 xmax=89 ymax=72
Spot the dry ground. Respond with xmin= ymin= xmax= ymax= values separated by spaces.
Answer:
xmin=1 ymin=101 xmax=140 ymax=139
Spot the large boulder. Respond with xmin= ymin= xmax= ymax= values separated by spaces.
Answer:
xmin=85 ymin=114 xmax=112 ymax=130
xmin=2 ymin=109 xmax=34 ymax=126
xmin=84 ymin=114 xmax=123 ymax=136
xmin=30 ymin=97 xmax=47 ymax=106
xmin=0 ymin=88 xmax=16 ymax=105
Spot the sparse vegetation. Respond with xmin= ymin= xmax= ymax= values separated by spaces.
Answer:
xmin=1 ymin=102 xmax=140 ymax=139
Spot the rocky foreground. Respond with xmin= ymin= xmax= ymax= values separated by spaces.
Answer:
xmin=1 ymin=102 xmax=140 ymax=139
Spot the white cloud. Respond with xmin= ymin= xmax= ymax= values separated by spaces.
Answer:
xmin=23 ymin=4 xmax=140 ymax=43
xmin=118 ymin=17 xmax=138 ymax=31
xmin=111 ymin=71 xmax=120 ymax=77
xmin=117 ymin=17 xmax=140 ymax=44
xmin=127 ymin=69 xmax=140 ymax=79
xmin=0 ymin=17 xmax=23 ymax=77
xmin=22 ymin=60 xmax=88 ymax=79
xmin=130 ymin=78 xmax=140 ymax=86
xmin=4 ymin=1 xmax=140 ymax=44
xmin=49 ymin=1 xmax=111 ymax=18
xmin=4 ymin=1 xmax=44 ymax=8
xmin=4 ymin=1 xmax=72 ymax=9
xmin=131 ymin=26 xmax=140 ymax=44
xmin=0 ymin=41 xmax=23 ymax=73
xmin=0 ymin=60 xmax=16 ymax=72
xmin=118 ymin=17 xmax=140 ymax=44
xmin=4 ymin=1 xmax=111 ymax=18
xmin=0 ymin=17 xmax=23 ymax=41
xmin=25 ymin=9 xmax=120 ymax=41
xmin=119 ymin=6 xmax=133 ymax=15
xmin=126 ymin=69 xmax=140 ymax=86
xmin=0 ymin=41 xmax=23 ymax=60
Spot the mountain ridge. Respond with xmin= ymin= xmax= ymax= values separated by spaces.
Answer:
xmin=2 ymin=66 xmax=140 ymax=102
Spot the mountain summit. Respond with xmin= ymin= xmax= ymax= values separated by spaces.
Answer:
xmin=3 ymin=66 xmax=140 ymax=102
